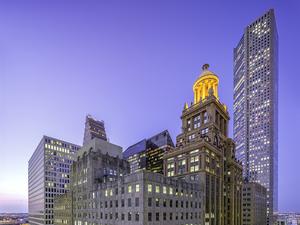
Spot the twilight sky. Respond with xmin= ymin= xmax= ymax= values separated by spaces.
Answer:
xmin=0 ymin=0 xmax=300 ymax=213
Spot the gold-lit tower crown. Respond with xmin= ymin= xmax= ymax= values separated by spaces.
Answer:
xmin=193 ymin=64 xmax=219 ymax=104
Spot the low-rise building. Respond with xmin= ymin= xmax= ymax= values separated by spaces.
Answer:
xmin=242 ymin=181 xmax=267 ymax=225
xmin=74 ymin=170 xmax=202 ymax=225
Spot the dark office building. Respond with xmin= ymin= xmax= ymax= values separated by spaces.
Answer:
xmin=123 ymin=130 xmax=174 ymax=174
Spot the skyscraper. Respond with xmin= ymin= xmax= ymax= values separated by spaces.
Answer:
xmin=123 ymin=130 xmax=174 ymax=174
xmin=28 ymin=136 xmax=80 ymax=225
xmin=83 ymin=115 xmax=107 ymax=145
xmin=233 ymin=9 xmax=278 ymax=225
xmin=164 ymin=64 xmax=243 ymax=225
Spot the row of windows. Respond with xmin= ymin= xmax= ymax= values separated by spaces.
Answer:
xmin=86 ymin=198 xmax=201 ymax=210
xmin=103 ymin=185 xmax=199 ymax=198
xmin=75 ymin=211 xmax=200 ymax=222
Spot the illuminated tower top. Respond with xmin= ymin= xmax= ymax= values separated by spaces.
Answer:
xmin=193 ymin=64 xmax=219 ymax=103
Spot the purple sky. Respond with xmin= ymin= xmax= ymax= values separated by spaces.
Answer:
xmin=1 ymin=0 xmax=300 ymax=213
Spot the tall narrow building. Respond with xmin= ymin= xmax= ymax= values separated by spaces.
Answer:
xmin=164 ymin=64 xmax=243 ymax=225
xmin=233 ymin=9 xmax=278 ymax=225
xmin=83 ymin=115 xmax=107 ymax=145
xmin=28 ymin=136 xmax=80 ymax=225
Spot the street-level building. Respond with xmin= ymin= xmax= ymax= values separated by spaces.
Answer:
xmin=28 ymin=136 xmax=80 ymax=225
xmin=164 ymin=64 xmax=243 ymax=225
xmin=123 ymin=130 xmax=174 ymax=174
xmin=242 ymin=181 xmax=266 ymax=225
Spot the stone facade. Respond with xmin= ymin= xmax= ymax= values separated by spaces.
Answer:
xmin=242 ymin=182 xmax=266 ymax=225
xmin=73 ymin=170 xmax=202 ymax=225
xmin=164 ymin=65 xmax=243 ymax=225
xmin=83 ymin=115 xmax=107 ymax=145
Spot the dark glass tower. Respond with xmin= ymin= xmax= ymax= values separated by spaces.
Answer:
xmin=233 ymin=9 xmax=278 ymax=225
xmin=123 ymin=130 xmax=174 ymax=174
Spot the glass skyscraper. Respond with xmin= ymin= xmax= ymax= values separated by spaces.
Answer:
xmin=28 ymin=136 xmax=80 ymax=225
xmin=233 ymin=9 xmax=278 ymax=225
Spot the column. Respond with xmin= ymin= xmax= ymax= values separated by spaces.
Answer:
xmin=202 ymin=82 xmax=206 ymax=100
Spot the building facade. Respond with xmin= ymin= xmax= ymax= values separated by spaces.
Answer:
xmin=164 ymin=64 xmax=243 ymax=225
xmin=54 ymin=136 xmax=202 ymax=225
xmin=242 ymin=181 xmax=266 ymax=225
xmin=53 ymin=192 xmax=73 ymax=225
xmin=276 ymin=213 xmax=300 ymax=225
xmin=123 ymin=130 xmax=174 ymax=174
xmin=28 ymin=136 xmax=80 ymax=225
xmin=233 ymin=9 xmax=278 ymax=224
xmin=83 ymin=115 xmax=107 ymax=145
xmin=74 ymin=170 xmax=202 ymax=225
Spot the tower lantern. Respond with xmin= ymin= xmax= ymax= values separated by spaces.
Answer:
xmin=193 ymin=64 xmax=219 ymax=103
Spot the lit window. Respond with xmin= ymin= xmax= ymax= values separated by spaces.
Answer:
xmin=163 ymin=186 xmax=167 ymax=194
xmin=128 ymin=185 xmax=132 ymax=193
xmin=155 ymin=186 xmax=160 ymax=193
xmin=148 ymin=184 xmax=152 ymax=192
xmin=135 ymin=184 xmax=140 ymax=192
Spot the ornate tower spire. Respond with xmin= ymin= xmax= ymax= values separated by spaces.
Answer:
xmin=193 ymin=64 xmax=219 ymax=104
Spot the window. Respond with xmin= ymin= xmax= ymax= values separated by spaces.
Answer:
xmin=135 ymin=213 xmax=139 ymax=221
xmin=163 ymin=186 xmax=167 ymax=194
xmin=167 ymin=171 xmax=174 ymax=177
xmin=127 ymin=198 xmax=131 ymax=207
xmin=135 ymin=184 xmax=140 ymax=192
xmin=190 ymin=155 xmax=200 ymax=172
xmin=156 ymin=212 xmax=159 ymax=221
xmin=155 ymin=198 xmax=159 ymax=207
xmin=204 ymin=111 xmax=209 ymax=123
xmin=163 ymin=199 xmax=167 ymax=207
xmin=128 ymin=185 xmax=132 ymax=193
xmin=201 ymin=128 xmax=208 ymax=135
xmin=135 ymin=197 xmax=139 ymax=207
xmin=128 ymin=212 xmax=131 ymax=221
xmin=169 ymin=187 xmax=173 ymax=195
xmin=148 ymin=184 xmax=152 ymax=192
xmin=148 ymin=197 xmax=152 ymax=207
xmin=121 ymin=199 xmax=124 ymax=207
xmin=155 ymin=185 xmax=160 ymax=193
xmin=148 ymin=213 xmax=152 ymax=221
